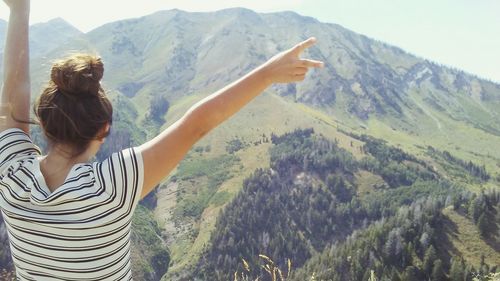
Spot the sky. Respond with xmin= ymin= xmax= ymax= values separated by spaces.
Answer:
xmin=1 ymin=0 xmax=499 ymax=83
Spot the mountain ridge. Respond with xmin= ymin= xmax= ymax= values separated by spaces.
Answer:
xmin=2 ymin=8 xmax=497 ymax=86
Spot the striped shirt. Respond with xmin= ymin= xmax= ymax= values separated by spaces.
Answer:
xmin=0 ymin=128 xmax=144 ymax=281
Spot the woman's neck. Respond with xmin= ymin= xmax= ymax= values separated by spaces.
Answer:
xmin=39 ymin=145 xmax=94 ymax=192
xmin=44 ymin=145 xmax=91 ymax=166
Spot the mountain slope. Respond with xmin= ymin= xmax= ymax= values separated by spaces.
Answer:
xmin=75 ymin=8 xmax=500 ymax=174
xmin=291 ymin=192 xmax=499 ymax=281
xmin=29 ymin=18 xmax=84 ymax=57
xmin=191 ymin=129 xmax=499 ymax=280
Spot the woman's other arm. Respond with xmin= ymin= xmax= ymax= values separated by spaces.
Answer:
xmin=0 ymin=0 xmax=31 ymax=133
xmin=138 ymin=37 xmax=323 ymax=198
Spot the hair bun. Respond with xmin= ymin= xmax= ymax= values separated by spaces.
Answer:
xmin=50 ymin=54 xmax=104 ymax=97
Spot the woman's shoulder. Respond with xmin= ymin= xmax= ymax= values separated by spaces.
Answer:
xmin=0 ymin=127 xmax=40 ymax=154
xmin=0 ymin=127 xmax=31 ymax=142
xmin=0 ymin=128 xmax=41 ymax=174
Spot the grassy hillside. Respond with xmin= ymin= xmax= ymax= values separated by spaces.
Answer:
xmin=159 ymin=93 xmax=367 ymax=279
xmin=442 ymin=207 xmax=500 ymax=268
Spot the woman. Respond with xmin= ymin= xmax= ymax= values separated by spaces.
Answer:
xmin=0 ymin=0 xmax=323 ymax=280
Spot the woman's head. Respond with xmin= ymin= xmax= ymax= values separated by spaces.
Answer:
xmin=35 ymin=54 xmax=113 ymax=157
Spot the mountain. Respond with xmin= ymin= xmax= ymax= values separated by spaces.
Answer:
xmin=0 ymin=7 xmax=499 ymax=281
xmin=70 ymin=8 xmax=500 ymax=173
xmin=0 ymin=18 xmax=83 ymax=57
xmin=29 ymin=18 xmax=84 ymax=57
xmin=0 ymin=18 xmax=85 ymax=93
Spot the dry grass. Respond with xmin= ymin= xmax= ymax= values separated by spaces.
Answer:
xmin=233 ymin=256 xmax=384 ymax=281
xmin=0 ymin=269 xmax=15 ymax=280
xmin=234 ymin=255 xmax=293 ymax=281
xmin=354 ymin=170 xmax=387 ymax=197
xmin=472 ymin=272 xmax=500 ymax=281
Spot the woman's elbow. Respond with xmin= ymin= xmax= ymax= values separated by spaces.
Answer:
xmin=183 ymin=106 xmax=221 ymax=141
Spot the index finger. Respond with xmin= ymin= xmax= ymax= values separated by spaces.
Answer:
xmin=300 ymin=59 xmax=324 ymax=68
xmin=291 ymin=37 xmax=317 ymax=55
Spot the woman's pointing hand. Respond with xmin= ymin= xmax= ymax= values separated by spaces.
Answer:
xmin=261 ymin=37 xmax=324 ymax=84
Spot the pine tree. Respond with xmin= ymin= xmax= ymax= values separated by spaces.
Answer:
xmin=464 ymin=265 xmax=475 ymax=281
xmin=362 ymin=270 xmax=371 ymax=281
xmin=431 ymin=259 xmax=445 ymax=281
xmin=449 ymin=258 xmax=465 ymax=281
xmin=477 ymin=213 xmax=488 ymax=237
xmin=423 ymin=246 xmax=437 ymax=278
xmin=479 ymin=254 xmax=489 ymax=276
xmin=402 ymin=266 xmax=419 ymax=281
xmin=390 ymin=268 xmax=401 ymax=281
xmin=468 ymin=198 xmax=481 ymax=222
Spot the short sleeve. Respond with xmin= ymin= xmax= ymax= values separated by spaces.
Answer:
xmin=99 ymin=147 xmax=144 ymax=213
xmin=0 ymin=128 xmax=40 ymax=173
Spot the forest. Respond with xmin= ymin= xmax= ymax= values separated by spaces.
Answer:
xmin=189 ymin=129 xmax=499 ymax=281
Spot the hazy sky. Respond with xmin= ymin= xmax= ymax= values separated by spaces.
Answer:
xmin=1 ymin=0 xmax=499 ymax=83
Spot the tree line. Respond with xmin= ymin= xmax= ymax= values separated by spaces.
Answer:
xmin=190 ymin=129 xmax=482 ymax=280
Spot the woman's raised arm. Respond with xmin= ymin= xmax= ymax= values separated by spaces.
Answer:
xmin=0 ymin=0 xmax=31 ymax=133
xmin=138 ymin=37 xmax=324 ymax=198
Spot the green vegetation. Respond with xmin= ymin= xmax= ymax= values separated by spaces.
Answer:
xmin=144 ymin=95 xmax=170 ymax=125
xmin=211 ymin=191 xmax=232 ymax=207
xmin=427 ymin=146 xmax=490 ymax=183
xmin=97 ymin=95 xmax=147 ymax=160
xmin=226 ymin=138 xmax=246 ymax=154
xmin=131 ymin=205 xmax=171 ymax=281
xmin=292 ymin=190 xmax=500 ymax=281
xmin=175 ymin=154 xmax=239 ymax=181
xmin=191 ymin=129 xmax=491 ymax=280
xmin=0 ymin=216 xmax=13 ymax=279
xmin=173 ymin=154 xmax=240 ymax=219
xmin=358 ymin=134 xmax=437 ymax=188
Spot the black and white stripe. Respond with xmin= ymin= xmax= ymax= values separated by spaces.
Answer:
xmin=0 ymin=128 xmax=144 ymax=281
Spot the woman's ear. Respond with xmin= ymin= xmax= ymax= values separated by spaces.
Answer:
xmin=97 ymin=123 xmax=111 ymax=143
xmin=104 ymin=123 xmax=111 ymax=135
